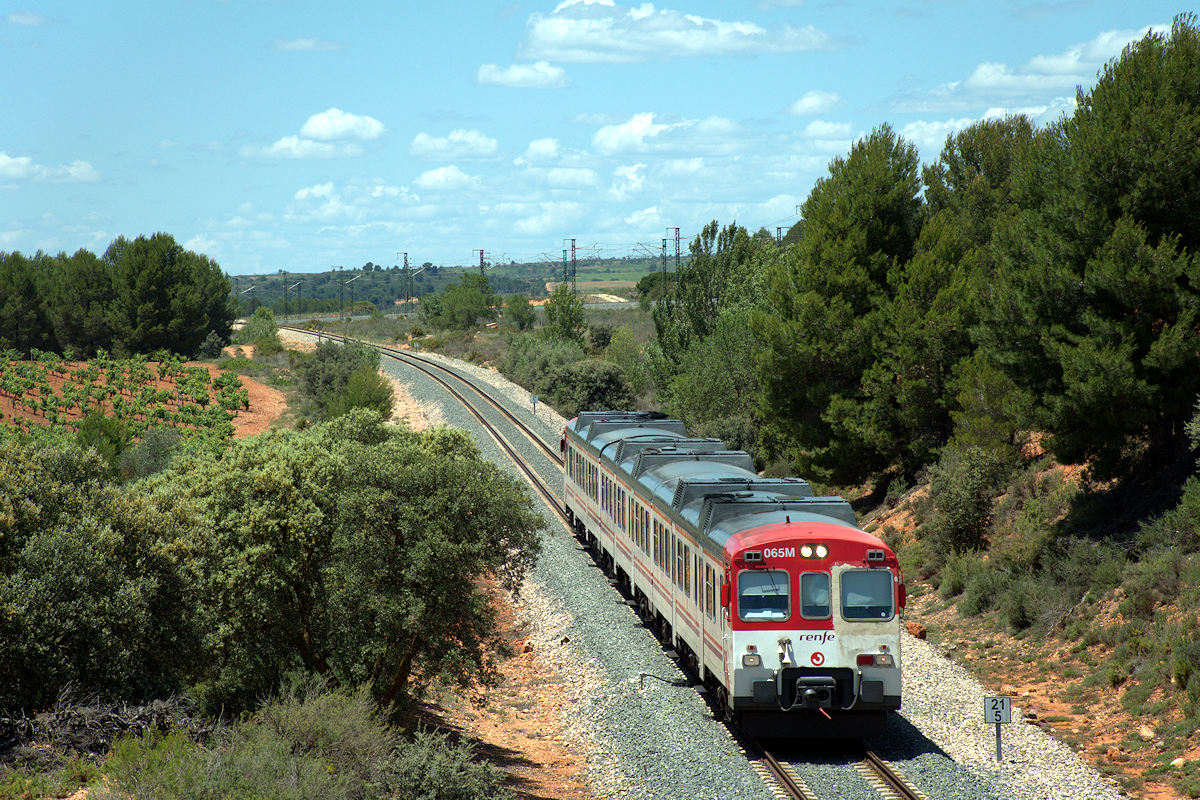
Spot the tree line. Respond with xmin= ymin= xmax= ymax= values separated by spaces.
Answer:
xmin=0 ymin=232 xmax=234 ymax=359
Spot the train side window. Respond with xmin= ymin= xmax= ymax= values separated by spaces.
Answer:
xmin=704 ymin=565 xmax=715 ymax=619
xmin=840 ymin=570 xmax=895 ymax=620
xmin=799 ymin=572 xmax=831 ymax=619
xmin=737 ymin=569 xmax=790 ymax=621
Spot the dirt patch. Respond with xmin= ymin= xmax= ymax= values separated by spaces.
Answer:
xmin=425 ymin=583 xmax=597 ymax=800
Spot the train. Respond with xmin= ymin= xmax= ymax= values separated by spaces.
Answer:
xmin=561 ymin=411 xmax=904 ymax=738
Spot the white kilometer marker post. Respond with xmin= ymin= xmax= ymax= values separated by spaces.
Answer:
xmin=984 ymin=696 xmax=1012 ymax=761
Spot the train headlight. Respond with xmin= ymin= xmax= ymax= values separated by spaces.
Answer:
xmin=815 ymin=544 xmax=828 ymax=558
xmin=799 ymin=544 xmax=829 ymax=559
xmin=800 ymin=544 xmax=813 ymax=558
xmin=742 ymin=653 xmax=763 ymax=668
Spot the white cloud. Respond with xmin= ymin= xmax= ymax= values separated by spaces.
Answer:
xmin=274 ymin=37 xmax=342 ymax=51
xmin=802 ymin=120 xmax=851 ymax=138
xmin=895 ymin=24 xmax=1162 ymax=112
xmin=5 ymin=10 xmax=48 ymax=25
xmin=249 ymin=136 xmax=358 ymax=159
xmin=415 ymin=165 xmax=476 ymax=190
xmin=662 ymin=157 xmax=703 ymax=176
xmin=410 ymin=129 xmax=499 ymax=159
xmin=900 ymin=118 xmax=979 ymax=158
xmin=513 ymin=201 xmax=583 ymax=235
xmin=521 ymin=2 xmax=836 ymax=63
xmin=477 ymin=61 xmax=570 ymax=88
xmin=624 ymin=205 xmax=660 ymax=226
xmin=184 ymin=234 xmax=219 ymax=254
xmin=546 ymin=167 xmax=597 ymax=187
xmin=519 ymin=137 xmax=560 ymax=164
xmin=300 ymin=108 xmax=385 ymax=141
xmin=593 ymin=113 xmax=668 ymax=154
xmin=788 ymin=90 xmax=842 ymax=115
xmin=294 ymin=182 xmax=336 ymax=200
xmin=0 ymin=151 xmax=99 ymax=182
xmin=592 ymin=112 xmax=740 ymax=156
xmin=607 ymin=163 xmax=646 ymax=200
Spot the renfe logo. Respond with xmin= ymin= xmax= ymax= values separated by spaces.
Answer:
xmin=763 ymin=547 xmax=795 ymax=559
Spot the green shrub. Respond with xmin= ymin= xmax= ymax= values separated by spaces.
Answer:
xmin=587 ymin=321 xmax=615 ymax=351
xmin=497 ymin=333 xmax=586 ymax=393
xmin=118 ymin=426 xmax=184 ymax=481
xmin=99 ymin=682 xmax=514 ymax=800
xmin=300 ymin=340 xmax=382 ymax=419
xmin=923 ymin=444 xmax=1014 ymax=561
xmin=546 ymin=358 xmax=634 ymax=418
xmin=0 ymin=441 xmax=197 ymax=710
xmin=958 ymin=565 xmax=1008 ymax=616
xmin=937 ymin=550 xmax=981 ymax=598
xmin=195 ymin=330 xmax=226 ymax=359
xmin=325 ymin=364 xmax=394 ymax=420
xmin=235 ymin=307 xmax=280 ymax=347
xmin=75 ymin=409 xmax=130 ymax=473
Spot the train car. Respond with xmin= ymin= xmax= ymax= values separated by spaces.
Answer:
xmin=561 ymin=411 xmax=904 ymax=738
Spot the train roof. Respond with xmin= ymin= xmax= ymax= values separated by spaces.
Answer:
xmin=567 ymin=411 xmax=862 ymax=554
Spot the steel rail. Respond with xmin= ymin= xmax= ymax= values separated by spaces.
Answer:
xmin=757 ymin=744 xmax=817 ymax=800
xmin=861 ymin=747 xmax=927 ymax=800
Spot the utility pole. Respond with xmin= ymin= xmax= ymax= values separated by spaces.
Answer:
xmin=472 ymin=249 xmax=489 ymax=277
xmin=776 ymin=226 xmax=784 ymax=244
xmin=336 ymin=266 xmax=345 ymax=321
xmin=561 ymin=238 xmax=576 ymax=292
xmin=673 ymin=227 xmax=681 ymax=272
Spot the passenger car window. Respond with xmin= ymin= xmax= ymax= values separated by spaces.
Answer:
xmin=840 ymin=570 xmax=894 ymax=620
xmin=800 ymin=572 xmax=831 ymax=619
xmin=737 ymin=570 xmax=790 ymax=621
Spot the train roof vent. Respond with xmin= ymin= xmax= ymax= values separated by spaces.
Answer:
xmin=580 ymin=416 xmax=687 ymax=443
xmin=700 ymin=496 xmax=857 ymax=534
xmin=613 ymin=435 xmax=689 ymax=464
xmin=631 ymin=446 xmax=751 ymax=477
xmin=672 ymin=478 xmax=760 ymax=510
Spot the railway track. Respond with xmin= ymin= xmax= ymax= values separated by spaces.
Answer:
xmin=754 ymin=741 xmax=927 ymax=800
xmin=282 ymin=326 xmax=932 ymax=800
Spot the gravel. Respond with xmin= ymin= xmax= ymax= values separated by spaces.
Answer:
xmin=375 ymin=347 xmax=1131 ymax=800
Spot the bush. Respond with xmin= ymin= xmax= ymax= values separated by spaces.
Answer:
xmin=546 ymin=358 xmax=634 ymax=419
xmin=195 ymin=330 xmax=226 ymax=359
xmin=118 ymin=426 xmax=184 ymax=481
xmin=99 ymin=680 xmax=514 ymax=800
xmin=497 ymin=333 xmax=586 ymax=394
xmin=587 ymin=321 xmax=615 ymax=351
xmin=235 ymin=307 xmax=279 ymax=348
xmin=325 ymin=364 xmax=394 ymax=420
xmin=958 ymin=566 xmax=1009 ymax=616
xmin=922 ymin=444 xmax=1014 ymax=561
xmin=300 ymin=340 xmax=382 ymax=419
xmin=0 ymin=441 xmax=196 ymax=711
xmin=937 ymin=550 xmax=981 ymax=598
xmin=75 ymin=409 xmax=130 ymax=473
xmin=504 ymin=294 xmax=535 ymax=332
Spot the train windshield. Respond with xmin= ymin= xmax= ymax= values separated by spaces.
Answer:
xmin=738 ymin=570 xmax=790 ymax=621
xmin=800 ymin=572 xmax=831 ymax=619
xmin=840 ymin=570 xmax=895 ymax=620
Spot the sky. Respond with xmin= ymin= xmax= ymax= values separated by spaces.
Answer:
xmin=0 ymin=1 xmax=1184 ymax=276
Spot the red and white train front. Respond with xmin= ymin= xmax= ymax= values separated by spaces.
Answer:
xmin=720 ymin=520 xmax=903 ymax=737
